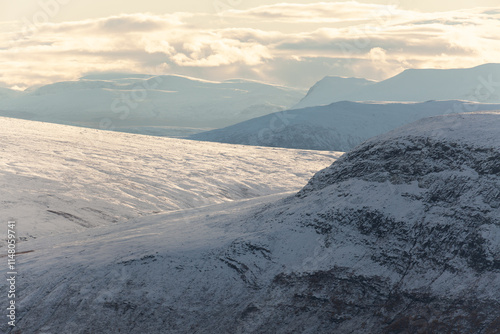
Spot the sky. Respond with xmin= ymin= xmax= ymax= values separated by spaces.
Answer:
xmin=1 ymin=0 xmax=500 ymax=90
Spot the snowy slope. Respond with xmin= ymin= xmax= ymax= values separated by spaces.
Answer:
xmin=293 ymin=76 xmax=375 ymax=109
xmin=6 ymin=112 xmax=499 ymax=333
xmin=0 ymin=87 xmax=21 ymax=100
xmin=190 ymin=100 xmax=500 ymax=151
xmin=295 ymin=63 xmax=500 ymax=108
xmin=0 ymin=74 xmax=305 ymax=129
xmin=0 ymin=117 xmax=340 ymax=244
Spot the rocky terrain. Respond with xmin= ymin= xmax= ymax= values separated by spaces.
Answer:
xmin=6 ymin=112 xmax=499 ymax=333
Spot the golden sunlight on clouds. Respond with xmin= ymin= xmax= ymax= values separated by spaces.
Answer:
xmin=1 ymin=2 xmax=500 ymax=90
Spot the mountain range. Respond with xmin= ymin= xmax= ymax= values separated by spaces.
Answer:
xmin=190 ymin=100 xmax=500 ymax=151
xmin=1 ymin=64 xmax=500 ymax=139
xmin=294 ymin=63 xmax=500 ymax=109
xmin=0 ymin=74 xmax=304 ymax=129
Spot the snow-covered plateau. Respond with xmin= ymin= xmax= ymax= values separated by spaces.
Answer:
xmin=3 ymin=112 xmax=499 ymax=333
xmin=191 ymin=100 xmax=500 ymax=152
xmin=0 ymin=117 xmax=340 ymax=245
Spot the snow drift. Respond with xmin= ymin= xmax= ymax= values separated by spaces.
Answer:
xmin=8 ymin=112 xmax=500 ymax=333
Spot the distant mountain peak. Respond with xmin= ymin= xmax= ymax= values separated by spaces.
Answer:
xmin=297 ymin=63 xmax=500 ymax=107
xmin=294 ymin=76 xmax=375 ymax=109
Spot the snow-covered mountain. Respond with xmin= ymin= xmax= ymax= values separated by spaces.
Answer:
xmin=190 ymin=100 xmax=500 ymax=151
xmin=0 ymin=74 xmax=305 ymax=129
xmin=0 ymin=87 xmax=21 ymax=100
xmin=293 ymin=76 xmax=375 ymax=109
xmin=7 ymin=112 xmax=499 ymax=333
xmin=295 ymin=63 xmax=500 ymax=108
xmin=0 ymin=117 xmax=339 ymax=244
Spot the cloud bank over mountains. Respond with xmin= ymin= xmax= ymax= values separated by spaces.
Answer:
xmin=2 ymin=2 xmax=500 ymax=89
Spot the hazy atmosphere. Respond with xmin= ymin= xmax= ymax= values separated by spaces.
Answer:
xmin=2 ymin=0 xmax=500 ymax=89
xmin=2 ymin=1 xmax=499 ymax=333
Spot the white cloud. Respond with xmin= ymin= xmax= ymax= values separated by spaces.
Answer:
xmin=1 ymin=3 xmax=500 ymax=89
xmin=223 ymin=2 xmax=411 ymax=23
xmin=170 ymin=38 xmax=272 ymax=67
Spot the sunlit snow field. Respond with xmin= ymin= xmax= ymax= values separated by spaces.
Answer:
xmin=0 ymin=117 xmax=342 ymax=244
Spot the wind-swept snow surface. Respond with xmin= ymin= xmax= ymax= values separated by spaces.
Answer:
xmin=191 ymin=100 xmax=500 ymax=151
xmin=0 ymin=74 xmax=305 ymax=129
xmin=7 ymin=112 xmax=499 ymax=333
xmin=0 ymin=117 xmax=340 ymax=244
xmin=295 ymin=63 xmax=500 ymax=108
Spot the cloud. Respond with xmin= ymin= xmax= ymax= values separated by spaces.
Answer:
xmin=1 ymin=2 xmax=500 ymax=89
xmin=21 ymin=13 xmax=186 ymax=36
xmin=169 ymin=38 xmax=272 ymax=67
xmin=223 ymin=2 xmax=411 ymax=24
